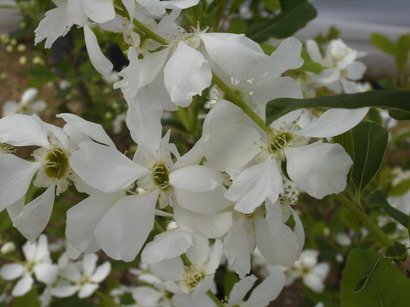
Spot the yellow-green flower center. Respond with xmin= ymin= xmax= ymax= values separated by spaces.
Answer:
xmin=268 ymin=132 xmax=292 ymax=153
xmin=44 ymin=147 xmax=69 ymax=180
xmin=152 ymin=162 xmax=170 ymax=190
xmin=184 ymin=266 xmax=205 ymax=289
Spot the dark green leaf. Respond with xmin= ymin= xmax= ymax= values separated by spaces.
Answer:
xmin=246 ymin=0 xmax=317 ymax=42
xmin=350 ymin=122 xmax=388 ymax=194
xmin=384 ymin=243 xmax=408 ymax=260
xmin=370 ymin=33 xmax=396 ymax=56
xmin=354 ymin=252 xmax=382 ymax=292
xmin=341 ymin=249 xmax=410 ymax=307
xmin=389 ymin=108 xmax=410 ymax=120
xmin=266 ymin=90 xmax=410 ymax=125
xmin=263 ymin=0 xmax=281 ymax=11
xmin=334 ymin=130 xmax=354 ymax=160
xmin=365 ymin=190 xmax=409 ymax=228
xmin=13 ymin=289 xmax=41 ymax=307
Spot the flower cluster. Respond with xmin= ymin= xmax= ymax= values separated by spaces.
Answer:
xmin=0 ymin=0 xmax=371 ymax=305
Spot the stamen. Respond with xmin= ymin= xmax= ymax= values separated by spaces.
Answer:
xmin=151 ymin=163 xmax=170 ymax=190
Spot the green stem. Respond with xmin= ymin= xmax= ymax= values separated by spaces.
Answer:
xmin=133 ymin=19 xmax=169 ymax=45
xmin=339 ymin=194 xmax=393 ymax=248
xmin=212 ymin=73 xmax=271 ymax=133
xmin=207 ymin=290 xmax=226 ymax=307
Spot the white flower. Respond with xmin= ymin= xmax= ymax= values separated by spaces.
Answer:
xmin=0 ymin=235 xmax=58 ymax=297
xmin=149 ymin=235 xmax=222 ymax=296
xmin=305 ymin=39 xmax=367 ymax=94
xmin=0 ymin=242 xmax=15 ymax=254
xmin=2 ymin=88 xmax=46 ymax=117
xmin=285 ymin=249 xmax=330 ymax=293
xmin=51 ymin=253 xmax=111 ymax=298
xmin=68 ymin=101 xmax=231 ymax=261
xmin=0 ymin=113 xmax=114 ymax=241
xmin=226 ymin=269 xmax=285 ymax=307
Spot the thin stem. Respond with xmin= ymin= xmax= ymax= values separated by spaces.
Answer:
xmin=207 ymin=290 xmax=226 ymax=307
xmin=133 ymin=19 xmax=169 ymax=46
xmin=212 ymin=73 xmax=271 ymax=133
xmin=339 ymin=194 xmax=393 ymax=248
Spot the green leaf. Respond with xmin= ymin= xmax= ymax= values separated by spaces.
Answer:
xmin=370 ymin=33 xmax=396 ymax=56
xmin=334 ymin=130 xmax=354 ymax=159
xmin=389 ymin=177 xmax=410 ymax=196
xmin=349 ymin=122 xmax=388 ymax=194
xmin=12 ymin=289 xmax=41 ymax=307
xmin=246 ymin=0 xmax=317 ymax=42
xmin=396 ymin=34 xmax=410 ymax=71
xmin=266 ymin=90 xmax=410 ymax=125
xmin=354 ymin=251 xmax=382 ymax=292
xmin=365 ymin=190 xmax=409 ymax=228
xmin=341 ymin=249 xmax=410 ymax=307
xmin=384 ymin=243 xmax=408 ymax=261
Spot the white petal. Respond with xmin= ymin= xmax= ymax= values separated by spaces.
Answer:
xmin=346 ymin=62 xmax=366 ymax=80
xmin=0 ymin=114 xmax=49 ymax=147
xmin=34 ymin=4 xmax=73 ymax=48
xmin=125 ymin=98 xmax=163 ymax=156
xmin=269 ymin=37 xmax=303 ymax=77
xmin=66 ymin=0 xmax=88 ymax=26
xmin=223 ymin=218 xmax=254 ymax=278
xmin=256 ymin=205 xmax=299 ymax=267
xmin=203 ymin=240 xmax=223 ymax=274
xmin=200 ymin=33 xmax=267 ymax=81
xmin=82 ymin=0 xmax=115 ymax=23
xmin=12 ymin=275 xmax=34 ymax=297
xmin=246 ymin=269 xmax=285 ymax=305
xmin=0 ymin=263 xmax=24 ymax=280
xmin=95 ymin=192 xmax=158 ymax=261
xmin=66 ymin=191 xmax=123 ymax=253
xmin=2 ymin=101 xmax=19 ymax=116
xmin=174 ymin=186 xmax=233 ymax=214
xmin=170 ymin=165 xmax=223 ymax=192
xmin=57 ymin=113 xmax=115 ymax=147
xmin=226 ymin=159 xmax=283 ymax=214
xmin=285 ymin=142 xmax=353 ymax=199
xmin=162 ymin=0 xmax=200 ymax=10
xmin=136 ymin=0 xmax=166 ymax=16
xmin=0 ymin=155 xmax=41 ymax=211
xmin=82 ymin=254 xmax=98 ymax=275
xmin=150 ymin=257 xmax=185 ymax=281
xmin=229 ymin=275 xmax=257 ymax=305
xmin=164 ymin=41 xmax=212 ymax=107
xmin=186 ymin=234 xmax=210 ymax=267
xmin=21 ymin=88 xmax=38 ymax=104
xmin=296 ymin=108 xmax=368 ymax=138
xmin=29 ymin=101 xmax=47 ymax=114
xmin=50 ymin=282 xmax=78 ymax=298
xmin=91 ymin=262 xmax=111 ymax=283
xmin=13 ymin=185 xmax=56 ymax=242
xmin=78 ymin=283 xmax=99 ymax=298
xmin=84 ymin=25 xmax=113 ymax=77
xmin=173 ymin=204 xmax=232 ymax=238
xmin=306 ymin=40 xmax=322 ymax=63
xmin=34 ymin=263 xmax=59 ymax=285
xmin=70 ymin=141 xmax=149 ymax=193
xmin=142 ymin=229 xmax=193 ymax=264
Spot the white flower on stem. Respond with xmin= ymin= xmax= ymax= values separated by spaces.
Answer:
xmin=111 ymin=285 xmax=171 ymax=307
xmin=136 ymin=0 xmax=200 ymax=17
xmin=305 ymin=39 xmax=367 ymax=94
xmin=51 ymin=253 xmax=111 ymax=298
xmin=68 ymin=100 xmax=231 ymax=261
xmin=2 ymin=88 xmax=46 ymax=117
xmin=149 ymin=235 xmax=222 ymax=297
xmin=226 ymin=269 xmax=285 ymax=307
xmin=0 ymin=235 xmax=58 ymax=297
xmin=203 ymin=99 xmax=366 ymax=213
xmin=285 ymin=249 xmax=330 ymax=293
xmin=0 ymin=113 xmax=114 ymax=242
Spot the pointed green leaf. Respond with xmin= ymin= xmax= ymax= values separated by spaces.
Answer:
xmin=354 ymin=252 xmax=382 ymax=292
xmin=266 ymin=90 xmax=410 ymax=125
xmin=341 ymin=249 xmax=410 ymax=307
xmin=370 ymin=33 xmax=396 ymax=56
xmin=246 ymin=0 xmax=317 ymax=42
xmin=396 ymin=34 xmax=410 ymax=71
xmin=350 ymin=121 xmax=388 ymax=194
xmin=365 ymin=190 xmax=409 ymax=228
